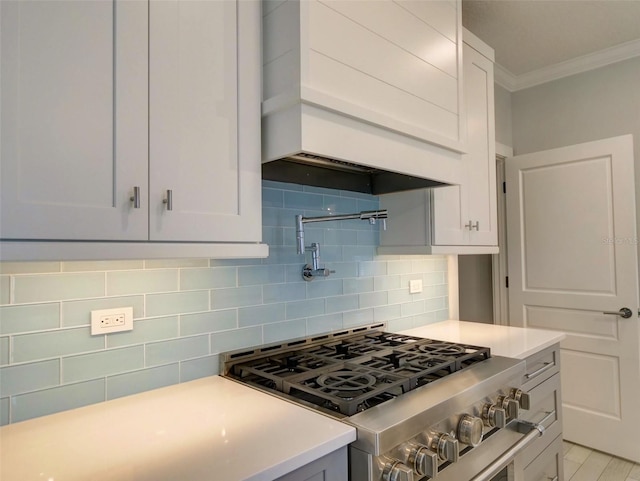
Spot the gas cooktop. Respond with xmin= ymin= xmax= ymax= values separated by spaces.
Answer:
xmin=222 ymin=324 xmax=490 ymax=417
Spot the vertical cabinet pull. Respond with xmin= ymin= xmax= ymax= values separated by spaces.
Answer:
xmin=465 ymin=221 xmax=480 ymax=231
xmin=130 ymin=186 xmax=141 ymax=209
xmin=163 ymin=190 xmax=173 ymax=211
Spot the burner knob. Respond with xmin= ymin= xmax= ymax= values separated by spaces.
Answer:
xmin=510 ymin=388 xmax=531 ymax=410
xmin=429 ymin=432 xmax=459 ymax=463
xmin=382 ymin=461 xmax=414 ymax=481
xmin=457 ymin=414 xmax=484 ymax=447
xmin=406 ymin=443 xmax=438 ymax=478
xmin=498 ymin=395 xmax=520 ymax=419
xmin=482 ymin=403 xmax=507 ymax=428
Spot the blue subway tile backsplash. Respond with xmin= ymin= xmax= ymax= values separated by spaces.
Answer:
xmin=0 ymin=181 xmax=449 ymax=425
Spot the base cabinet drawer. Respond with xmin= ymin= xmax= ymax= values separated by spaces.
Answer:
xmin=275 ymin=447 xmax=348 ymax=481
xmin=522 ymin=345 xmax=560 ymax=390
xmin=523 ymin=435 xmax=564 ymax=481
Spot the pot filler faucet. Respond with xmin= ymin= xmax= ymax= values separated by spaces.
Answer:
xmin=295 ymin=210 xmax=388 ymax=281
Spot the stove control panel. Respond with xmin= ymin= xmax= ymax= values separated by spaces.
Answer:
xmin=375 ymin=386 xmax=530 ymax=480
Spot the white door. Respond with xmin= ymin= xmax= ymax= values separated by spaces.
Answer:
xmin=506 ymin=135 xmax=640 ymax=462
xmin=0 ymin=0 xmax=148 ymax=240
xmin=148 ymin=0 xmax=262 ymax=242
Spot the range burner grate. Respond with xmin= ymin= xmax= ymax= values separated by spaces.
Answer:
xmin=225 ymin=330 xmax=491 ymax=416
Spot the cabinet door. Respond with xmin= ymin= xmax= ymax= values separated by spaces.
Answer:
xmin=465 ymin=43 xmax=497 ymax=245
xmin=149 ymin=0 xmax=261 ymax=242
xmin=431 ymin=42 xmax=496 ymax=247
xmin=1 ymin=0 xmax=148 ymax=240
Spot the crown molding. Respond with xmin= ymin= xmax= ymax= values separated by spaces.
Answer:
xmin=494 ymin=64 xmax=518 ymax=92
xmin=494 ymin=38 xmax=640 ymax=92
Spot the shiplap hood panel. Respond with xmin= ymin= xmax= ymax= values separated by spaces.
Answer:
xmin=261 ymin=0 xmax=466 ymax=195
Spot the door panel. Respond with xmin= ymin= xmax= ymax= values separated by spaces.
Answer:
xmin=506 ymin=135 xmax=640 ymax=462
xmin=0 ymin=0 xmax=148 ymax=240
xmin=520 ymin=157 xmax=615 ymax=293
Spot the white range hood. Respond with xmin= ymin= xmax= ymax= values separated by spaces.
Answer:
xmin=261 ymin=0 xmax=467 ymax=195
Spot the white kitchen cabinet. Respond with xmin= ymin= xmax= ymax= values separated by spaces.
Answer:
xmin=379 ymin=31 xmax=498 ymax=255
xmin=0 ymin=0 xmax=266 ymax=259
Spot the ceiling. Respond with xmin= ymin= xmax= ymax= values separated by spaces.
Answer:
xmin=462 ymin=0 xmax=640 ymax=90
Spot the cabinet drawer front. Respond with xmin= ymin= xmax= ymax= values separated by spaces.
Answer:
xmin=519 ymin=373 xmax=562 ymax=468
xmin=523 ymin=346 xmax=560 ymax=389
xmin=523 ymin=435 xmax=563 ymax=481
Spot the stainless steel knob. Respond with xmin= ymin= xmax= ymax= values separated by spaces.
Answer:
xmin=482 ymin=403 xmax=507 ymax=428
xmin=457 ymin=414 xmax=484 ymax=447
xmin=498 ymin=395 xmax=520 ymax=419
xmin=407 ymin=444 xmax=438 ymax=478
xmin=382 ymin=461 xmax=414 ymax=481
xmin=429 ymin=432 xmax=459 ymax=463
xmin=510 ymin=388 xmax=531 ymax=410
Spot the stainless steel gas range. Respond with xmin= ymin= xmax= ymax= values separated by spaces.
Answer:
xmin=221 ymin=324 xmax=552 ymax=481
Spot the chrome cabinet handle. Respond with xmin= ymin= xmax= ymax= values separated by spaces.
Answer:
xmin=163 ymin=190 xmax=173 ymax=211
xmin=526 ymin=361 xmax=555 ymax=379
xmin=603 ymin=308 xmax=633 ymax=319
xmin=129 ymin=186 xmax=141 ymax=208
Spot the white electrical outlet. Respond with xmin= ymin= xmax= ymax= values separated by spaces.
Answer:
xmin=409 ymin=279 xmax=423 ymax=294
xmin=91 ymin=307 xmax=134 ymax=335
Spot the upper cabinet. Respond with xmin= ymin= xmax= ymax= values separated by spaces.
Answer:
xmin=261 ymin=0 xmax=466 ymax=187
xmin=0 ymin=0 xmax=266 ymax=260
xmin=379 ymin=31 xmax=498 ymax=255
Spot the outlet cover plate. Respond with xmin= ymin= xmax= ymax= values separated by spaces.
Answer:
xmin=409 ymin=279 xmax=423 ymax=294
xmin=91 ymin=307 xmax=134 ymax=335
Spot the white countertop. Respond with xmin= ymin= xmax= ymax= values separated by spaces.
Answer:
xmin=0 ymin=321 xmax=564 ymax=481
xmin=0 ymin=376 xmax=356 ymax=481
xmin=398 ymin=320 xmax=565 ymax=359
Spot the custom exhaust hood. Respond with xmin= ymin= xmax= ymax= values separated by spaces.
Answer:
xmin=260 ymin=0 xmax=467 ymax=196
xmin=261 ymin=152 xmax=449 ymax=196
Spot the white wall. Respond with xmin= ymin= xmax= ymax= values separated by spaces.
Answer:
xmin=511 ymin=57 xmax=640 ymax=159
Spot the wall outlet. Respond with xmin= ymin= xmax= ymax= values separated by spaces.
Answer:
xmin=91 ymin=307 xmax=133 ymax=335
xmin=409 ymin=279 xmax=423 ymax=294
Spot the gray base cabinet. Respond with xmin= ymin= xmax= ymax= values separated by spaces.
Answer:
xmin=275 ymin=447 xmax=348 ymax=481
xmin=524 ymin=435 xmax=563 ymax=481
xmin=518 ymin=344 xmax=564 ymax=481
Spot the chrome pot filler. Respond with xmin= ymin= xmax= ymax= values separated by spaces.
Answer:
xmin=222 ymin=324 xmax=551 ymax=481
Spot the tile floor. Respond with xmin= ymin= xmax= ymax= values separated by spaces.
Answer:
xmin=563 ymin=441 xmax=640 ymax=481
